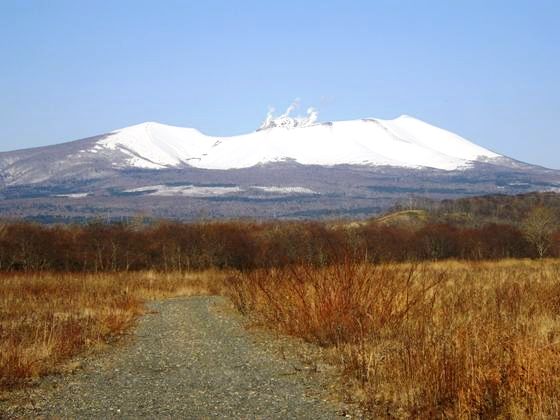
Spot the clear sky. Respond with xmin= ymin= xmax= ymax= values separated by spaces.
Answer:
xmin=1 ymin=0 xmax=559 ymax=168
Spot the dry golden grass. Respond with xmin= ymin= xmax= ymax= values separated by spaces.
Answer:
xmin=0 ymin=270 xmax=227 ymax=391
xmin=228 ymin=260 xmax=560 ymax=418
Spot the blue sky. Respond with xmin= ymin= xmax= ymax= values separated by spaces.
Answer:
xmin=1 ymin=0 xmax=559 ymax=168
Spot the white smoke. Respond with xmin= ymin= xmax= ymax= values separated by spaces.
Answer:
xmin=258 ymin=100 xmax=319 ymax=130
xmin=262 ymin=106 xmax=275 ymax=128
xmin=280 ymin=98 xmax=300 ymax=118
xmin=306 ymin=107 xmax=319 ymax=125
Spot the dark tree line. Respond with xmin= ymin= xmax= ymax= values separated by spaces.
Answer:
xmin=0 ymin=218 xmax=557 ymax=272
xmin=392 ymin=192 xmax=560 ymax=226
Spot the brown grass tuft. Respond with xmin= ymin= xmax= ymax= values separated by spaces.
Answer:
xmin=0 ymin=270 xmax=226 ymax=390
xmin=228 ymin=260 xmax=560 ymax=418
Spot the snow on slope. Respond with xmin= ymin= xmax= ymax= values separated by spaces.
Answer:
xmin=94 ymin=122 xmax=210 ymax=169
xmin=124 ymin=185 xmax=317 ymax=197
xmin=125 ymin=185 xmax=243 ymax=197
xmin=94 ymin=115 xmax=501 ymax=171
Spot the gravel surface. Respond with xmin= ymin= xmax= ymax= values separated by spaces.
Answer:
xmin=2 ymin=296 xmax=356 ymax=419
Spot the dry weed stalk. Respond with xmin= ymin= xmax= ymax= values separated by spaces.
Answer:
xmin=228 ymin=260 xmax=560 ymax=418
xmin=0 ymin=270 xmax=226 ymax=390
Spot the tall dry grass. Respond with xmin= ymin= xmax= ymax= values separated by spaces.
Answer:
xmin=228 ymin=260 xmax=560 ymax=418
xmin=0 ymin=270 xmax=226 ymax=391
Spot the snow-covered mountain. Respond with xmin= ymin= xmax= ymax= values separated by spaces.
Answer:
xmin=91 ymin=115 xmax=500 ymax=171
xmin=0 ymin=113 xmax=558 ymax=222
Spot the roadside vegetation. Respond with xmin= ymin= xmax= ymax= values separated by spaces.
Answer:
xmin=0 ymin=271 xmax=226 ymax=391
xmin=229 ymin=260 xmax=560 ymax=418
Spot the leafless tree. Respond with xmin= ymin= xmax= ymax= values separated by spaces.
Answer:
xmin=522 ymin=207 xmax=558 ymax=258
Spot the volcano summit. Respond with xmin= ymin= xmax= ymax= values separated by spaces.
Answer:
xmin=0 ymin=112 xmax=558 ymax=222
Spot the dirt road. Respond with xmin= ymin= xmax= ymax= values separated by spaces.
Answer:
xmin=3 ymin=296 xmax=352 ymax=419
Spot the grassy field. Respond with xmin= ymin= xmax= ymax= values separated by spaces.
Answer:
xmin=228 ymin=260 xmax=560 ymax=418
xmin=0 ymin=270 xmax=226 ymax=391
xmin=3 ymin=260 xmax=560 ymax=418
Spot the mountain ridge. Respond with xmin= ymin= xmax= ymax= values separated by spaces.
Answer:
xmin=0 ymin=114 xmax=558 ymax=222
xmin=87 ymin=115 xmax=503 ymax=171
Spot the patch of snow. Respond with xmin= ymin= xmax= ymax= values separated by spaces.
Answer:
xmin=55 ymin=193 xmax=90 ymax=198
xmin=125 ymin=185 xmax=242 ymax=197
xmin=251 ymin=186 xmax=317 ymax=194
xmin=123 ymin=184 xmax=319 ymax=197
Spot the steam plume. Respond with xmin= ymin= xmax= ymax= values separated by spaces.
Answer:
xmin=259 ymin=99 xmax=319 ymax=130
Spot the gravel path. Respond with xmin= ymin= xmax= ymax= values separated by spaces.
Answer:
xmin=2 ymin=296 xmax=353 ymax=419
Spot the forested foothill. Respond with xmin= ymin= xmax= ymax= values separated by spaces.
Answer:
xmin=0 ymin=192 xmax=558 ymax=272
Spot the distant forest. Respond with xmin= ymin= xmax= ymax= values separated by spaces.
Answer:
xmin=393 ymin=191 xmax=560 ymax=225
xmin=1 ymin=192 xmax=559 ymax=271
